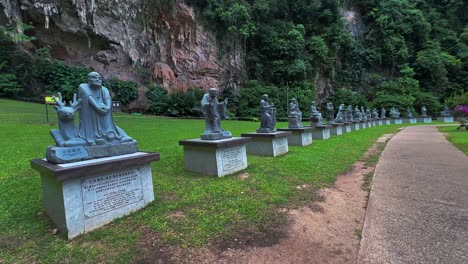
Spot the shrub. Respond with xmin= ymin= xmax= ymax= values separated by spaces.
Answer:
xmin=108 ymin=78 xmax=138 ymax=107
xmin=413 ymin=91 xmax=441 ymax=116
xmin=328 ymin=88 xmax=368 ymax=108
xmin=445 ymin=91 xmax=468 ymax=109
xmin=371 ymin=93 xmax=415 ymax=113
xmin=146 ymin=85 xmax=169 ymax=115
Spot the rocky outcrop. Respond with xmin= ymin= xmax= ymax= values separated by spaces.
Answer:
xmin=0 ymin=0 xmax=244 ymax=95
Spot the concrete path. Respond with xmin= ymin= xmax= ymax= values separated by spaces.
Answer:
xmin=358 ymin=126 xmax=468 ymax=264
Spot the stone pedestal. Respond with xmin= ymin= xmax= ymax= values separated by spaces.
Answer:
xmin=367 ymin=121 xmax=373 ymax=127
xmin=179 ymin=137 xmax=251 ymax=176
xmin=309 ymin=125 xmax=331 ymax=140
xmin=351 ymin=122 xmax=360 ymax=131
xmin=30 ymin=152 xmax=160 ymax=239
xmin=330 ymin=123 xmax=344 ymax=136
xmin=403 ymin=117 xmax=417 ymax=124
xmin=360 ymin=121 xmax=367 ymax=129
xmin=277 ymin=127 xmax=313 ymax=146
xmin=437 ymin=116 xmax=454 ymax=122
xmin=418 ymin=117 xmax=432 ymax=123
xmin=384 ymin=119 xmax=391 ymax=125
xmin=240 ymin=132 xmax=290 ymax=157
xmin=377 ymin=119 xmax=383 ymax=126
xmin=371 ymin=120 xmax=376 ymax=126
xmin=343 ymin=122 xmax=353 ymax=133
xmin=392 ymin=118 xmax=403 ymax=124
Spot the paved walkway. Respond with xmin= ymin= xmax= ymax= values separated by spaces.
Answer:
xmin=358 ymin=126 xmax=468 ymax=264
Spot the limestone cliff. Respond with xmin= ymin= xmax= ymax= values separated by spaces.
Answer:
xmin=0 ymin=0 xmax=244 ymax=94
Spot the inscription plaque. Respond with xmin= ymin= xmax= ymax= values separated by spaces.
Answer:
xmin=55 ymin=146 xmax=88 ymax=161
xmin=82 ymin=169 xmax=143 ymax=218
xmin=303 ymin=133 xmax=312 ymax=145
xmin=221 ymin=147 xmax=244 ymax=173
xmin=275 ymin=138 xmax=288 ymax=155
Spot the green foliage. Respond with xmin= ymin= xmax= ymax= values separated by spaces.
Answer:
xmin=0 ymin=73 xmax=22 ymax=96
xmin=328 ymin=89 xmax=368 ymax=108
xmin=372 ymin=93 xmax=415 ymax=113
xmin=146 ymin=85 xmax=169 ymax=115
xmin=445 ymin=91 xmax=468 ymax=109
xmin=165 ymin=88 xmax=205 ymax=117
xmin=413 ymin=91 xmax=442 ymax=116
xmin=108 ymin=78 xmax=138 ymax=106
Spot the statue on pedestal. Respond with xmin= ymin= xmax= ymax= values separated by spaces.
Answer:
xmin=288 ymin=98 xmax=303 ymax=128
xmin=310 ymin=101 xmax=323 ymax=126
xmin=390 ymin=107 xmax=400 ymax=118
xmin=381 ymin=107 xmax=387 ymax=119
xmin=421 ymin=106 xmax=427 ymax=117
xmin=201 ymin=88 xmax=232 ymax=140
xmin=440 ymin=105 xmax=451 ymax=116
xmin=326 ymin=102 xmax=335 ymax=124
xmin=47 ymin=71 xmax=137 ymax=164
xmin=257 ymin=94 xmax=277 ymax=133
xmin=354 ymin=106 xmax=362 ymax=121
xmin=406 ymin=107 xmax=413 ymax=118
xmin=334 ymin=104 xmax=345 ymax=123
xmin=366 ymin=107 xmax=372 ymax=120
xmin=372 ymin=108 xmax=379 ymax=119
xmin=361 ymin=107 xmax=367 ymax=121
xmin=346 ymin=105 xmax=354 ymax=122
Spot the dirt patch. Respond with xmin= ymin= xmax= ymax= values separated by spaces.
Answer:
xmin=134 ymin=136 xmax=392 ymax=263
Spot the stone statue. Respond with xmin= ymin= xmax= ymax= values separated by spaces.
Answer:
xmin=201 ymin=88 xmax=232 ymax=140
xmin=381 ymin=107 xmax=387 ymax=119
xmin=257 ymin=94 xmax=277 ymax=133
xmin=288 ymin=98 xmax=303 ymax=128
xmin=441 ymin=105 xmax=451 ymax=116
xmin=421 ymin=106 xmax=427 ymax=117
xmin=334 ymin=104 xmax=345 ymax=123
xmin=406 ymin=107 xmax=413 ymax=118
xmin=365 ymin=107 xmax=372 ymax=120
xmin=354 ymin=106 xmax=362 ymax=121
xmin=347 ymin=105 xmax=354 ymax=122
xmin=372 ymin=108 xmax=379 ymax=119
xmin=310 ymin=101 xmax=323 ymax=126
xmin=361 ymin=107 xmax=367 ymax=121
xmin=390 ymin=107 xmax=400 ymax=118
xmin=47 ymin=71 xmax=137 ymax=164
xmin=326 ymin=102 xmax=335 ymax=124
xmin=77 ymin=72 xmax=133 ymax=145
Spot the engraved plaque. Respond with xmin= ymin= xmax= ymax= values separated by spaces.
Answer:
xmin=55 ymin=146 xmax=88 ymax=161
xmin=222 ymin=147 xmax=244 ymax=173
xmin=275 ymin=138 xmax=288 ymax=155
xmin=303 ymin=133 xmax=312 ymax=145
xmin=82 ymin=169 xmax=143 ymax=218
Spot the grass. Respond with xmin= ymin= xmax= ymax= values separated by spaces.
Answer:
xmin=438 ymin=126 xmax=468 ymax=155
xmin=0 ymin=98 xmax=437 ymax=263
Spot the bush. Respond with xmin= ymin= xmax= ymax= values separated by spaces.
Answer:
xmin=445 ymin=91 xmax=468 ymax=109
xmin=146 ymin=85 xmax=169 ymax=115
xmin=328 ymin=88 xmax=368 ymax=108
xmin=371 ymin=93 xmax=415 ymax=113
xmin=165 ymin=88 xmax=205 ymax=117
xmin=0 ymin=73 xmax=22 ymax=96
xmin=108 ymin=78 xmax=138 ymax=107
xmin=413 ymin=91 xmax=441 ymax=116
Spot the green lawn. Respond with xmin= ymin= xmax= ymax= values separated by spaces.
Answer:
xmin=438 ymin=126 xmax=468 ymax=155
xmin=0 ymin=98 xmax=445 ymax=263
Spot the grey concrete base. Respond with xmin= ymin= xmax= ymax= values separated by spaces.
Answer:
xmin=32 ymin=152 xmax=158 ymax=239
xmin=367 ymin=121 xmax=373 ymax=127
xmin=384 ymin=119 xmax=391 ymax=125
xmin=46 ymin=141 xmax=138 ymax=164
xmin=392 ymin=118 xmax=403 ymax=124
xmin=437 ymin=116 xmax=454 ymax=122
xmin=343 ymin=123 xmax=352 ymax=133
xmin=360 ymin=121 xmax=367 ymax=129
xmin=241 ymin=132 xmax=290 ymax=156
xmin=309 ymin=125 xmax=331 ymax=140
xmin=403 ymin=118 xmax=417 ymax=124
xmin=418 ymin=117 xmax=432 ymax=123
xmin=179 ymin=137 xmax=250 ymax=176
xmin=377 ymin=119 xmax=383 ymax=126
xmin=330 ymin=124 xmax=344 ymax=136
xmin=372 ymin=120 xmax=376 ymax=126
xmin=277 ymin=128 xmax=313 ymax=146
xmin=351 ymin=122 xmax=360 ymax=131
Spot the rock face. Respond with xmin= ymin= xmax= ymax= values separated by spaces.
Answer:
xmin=0 ymin=0 xmax=244 ymax=93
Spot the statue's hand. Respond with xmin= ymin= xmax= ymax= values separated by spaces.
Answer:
xmin=224 ymin=98 xmax=228 ymax=104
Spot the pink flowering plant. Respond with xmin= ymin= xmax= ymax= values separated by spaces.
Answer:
xmin=452 ymin=105 xmax=468 ymax=126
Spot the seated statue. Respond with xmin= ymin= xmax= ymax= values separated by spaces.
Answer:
xmin=257 ymin=94 xmax=277 ymax=133
xmin=421 ymin=106 xmax=427 ymax=116
xmin=47 ymin=71 xmax=136 ymax=164
xmin=381 ymin=107 xmax=387 ymax=119
xmin=288 ymin=98 xmax=303 ymax=128
xmin=361 ymin=107 xmax=367 ymax=121
xmin=366 ymin=107 xmax=372 ymax=120
xmin=346 ymin=105 xmax=354 ymax=122
xmin=201 ymin=88 xmax=232 ymax=140
xmin=310 ymin=101 xmax=323 ymax=126
xmin=372 ymin=108 xmax=379 ymax=119
xmin=390 ymin=107 xmax=400 ymax=118
xmin=440 ymin=105 xmax=451 ymax=116
xmin=334 ymin=104 xmax=345 ymax=123
xmin=406 ymin=107 xmax=413 ymax=118
xmin=354 ymin=106 xmax=362 ymax=121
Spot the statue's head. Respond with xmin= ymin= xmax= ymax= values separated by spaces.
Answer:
xmin=88 ymin=72 xmax=102 ymax=87
xmin=262 ymin=94 xmax=269 ymax=101
xmin=208 ymin=88 xmax=218 ymax=98
xmin=291 ymin=98 xmax=297 ymax=102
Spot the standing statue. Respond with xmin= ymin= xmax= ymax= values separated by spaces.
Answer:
xmin=257 ymin=94 xmax=277 ymax=133
xmin=347 ymin=105 xmax=354 ymax=122
xmin=310 ymin=101 xmax=323 ymax=126
xmin=46 ymin=71 xmax=137 ymax=164
xmin=421 ymin=106 xmax=427 ymax=117
xmin=365 ymin=107 xmax=372 ymax=120
xmin=372 ymin=108 xmax=379 ymax=119
xmin=406 ymin=107 xmax=413 ymax=118
xmin=288 ymin=98 xmax=303 ymax=128
xmin=326 ymin=102 xmax=335 ymax=124
xmin=361 ymin=107 xmax=367 ymax=121
xmin=201 ymin=88 xmax=232 ymax=140
xmin=334 ymin=104 xmax=345 ymax=123
xmin=354 ymin=106 xmax=362 ymax=121
xmin=390 ymin=107 xmax=400 ymax=118
xmin=381 ymin=107 xmax=387 ymax=119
